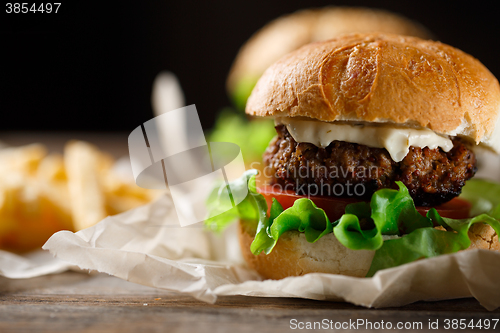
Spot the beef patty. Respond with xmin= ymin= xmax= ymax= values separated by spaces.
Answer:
xmin=263 ymin=125 xmax=477 ymax=206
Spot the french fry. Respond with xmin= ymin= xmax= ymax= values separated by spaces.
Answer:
xmin=36 ymin=154 xmax=67 ymax=182
xmin=0 ymin=141 xmax=161 ymax=252
xmin=0 ymin=143 xmax=46 ymax=175
xmin=64 ymin=141 xmax=108 ymax=231
xmin=0 ymin=174 xmax=72 ymax=252
xmin=37 ymin=154 xmax=73 ymax=221
xmin=103 ymin=174 xmax=162 ymax=215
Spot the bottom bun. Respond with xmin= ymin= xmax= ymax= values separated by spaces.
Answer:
xmin=238 ymin=219 xmax=375 ymax=279
xmin=468 ymin=223 xmax=500 ymax=251
xmin=238 ymin=220 xmax=500 ymax=280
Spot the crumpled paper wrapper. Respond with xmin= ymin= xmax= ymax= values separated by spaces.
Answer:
xmin=42 ymin=191 xmax=500 ymax=311
xmin=0 ymin=249 xmax=73 ymax=279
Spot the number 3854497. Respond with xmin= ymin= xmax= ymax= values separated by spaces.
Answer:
xmin=6 ymin=3 xmax=61 ymax=13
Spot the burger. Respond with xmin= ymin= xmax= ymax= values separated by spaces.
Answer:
xmin=206 ymin=33 xmax=500 ymax=280
xmin=227 ymin=6 xmax=433 ymax=110
xmin=210 ymin=7 xmax=434 ymax=167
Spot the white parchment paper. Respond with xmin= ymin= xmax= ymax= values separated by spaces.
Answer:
xmin=0 ymin=249 xmax=73 ymax=279
xmin=41 ymin=191 xmax=500 ymax=311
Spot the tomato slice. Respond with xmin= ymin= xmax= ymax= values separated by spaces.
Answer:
xmin=257 ymin=186 xmax=360 ymax=221
xmin=257 ymin=185 xmax=471 ymax=221
xmin=416 ymin=197 xmax=471 ymax=220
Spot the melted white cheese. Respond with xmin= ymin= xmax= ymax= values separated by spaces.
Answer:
xmin=275 ymin=117 xmax=453 ymax=162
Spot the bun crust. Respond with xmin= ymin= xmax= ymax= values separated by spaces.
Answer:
xmin=246 ymin=33 xmax=500 ymax=153
xmin=468 ymin=224 xmax=500 ymax=251
xmin=238 ymin=220 xmax=375 ymax=279
xmin=227 ymin=7 xmax=433 ymax=95
xmin=239 ymin=220 xmax=500 ymax=280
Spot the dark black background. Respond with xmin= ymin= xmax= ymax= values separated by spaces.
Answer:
xmin=2 ymin=1 xmax=500 ymax=132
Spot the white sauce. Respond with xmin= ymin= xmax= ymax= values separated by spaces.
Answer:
xmin=275 ymin=117 xmax=453 ymax=162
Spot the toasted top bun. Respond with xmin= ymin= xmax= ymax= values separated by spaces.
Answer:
xmin=227 ymin=7 xmax=433 ymax=96
xmin=246 ymin=33 xmax=500 ymax=153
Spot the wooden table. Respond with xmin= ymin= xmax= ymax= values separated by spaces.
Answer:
xmin=1 ymin=132 xmax=499 ymax=332
xmin=1 ymin=272 xmax=499 ymax=332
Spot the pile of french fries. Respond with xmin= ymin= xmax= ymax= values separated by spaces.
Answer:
xmin=0 ymin=141 xmax=161 ymax=253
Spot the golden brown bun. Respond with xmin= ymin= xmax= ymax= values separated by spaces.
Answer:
xmin=238 ymin=220 xmax=375 ymax=279
xmin=228 ymin=7 xmax=433 ymax=95
xmin=468 ymin=224 xmax=500 ymax=251
xmin=246 ymin=33 xmax=500 ymax=153
xmin=239 ymin=220 xmax=500 ymax=280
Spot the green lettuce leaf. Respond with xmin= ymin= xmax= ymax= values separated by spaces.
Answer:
xmin=250 ymin=198 xmax=334 ymax=255
xmin=207 ymin=109 xmax=276 ymax=164
xmin=270 ymin=199 xmax=333 ymax=243
xmin=334 ymin=182 xmax=433 ymax=251
xmin=230 ymin=76 xmax=260 ymax=111
xmin=205 ymin=170 xmax=500 ymax=277
xmin=205 ymin=169 xmax=260 ymax=232
xmin=460 ymin=179 xmax=500 ymax=216
xmin=366 ymin=209 xmax=500 ymax=277
xmin=250 ymin=198 xmax=283 ymax=255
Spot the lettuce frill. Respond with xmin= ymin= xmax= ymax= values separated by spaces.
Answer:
xmin=205 ymin=170 xmax=500 ymax=277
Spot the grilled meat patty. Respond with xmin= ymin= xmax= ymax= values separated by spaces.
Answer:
xmin=263 ymin=125 xmax=477 ymax=206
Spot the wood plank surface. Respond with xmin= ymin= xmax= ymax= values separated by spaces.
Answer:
xmin=1 ymin=272 xmax=499 ymax=332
